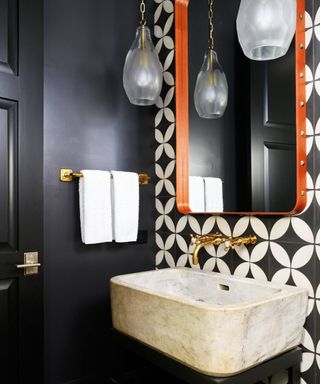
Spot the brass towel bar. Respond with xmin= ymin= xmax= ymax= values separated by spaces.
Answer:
xmin=59 ymin=168 xmax=151 ymax=185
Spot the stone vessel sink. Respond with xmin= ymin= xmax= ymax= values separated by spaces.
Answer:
xmin=110 ymin=268 xmax=308 ymax=377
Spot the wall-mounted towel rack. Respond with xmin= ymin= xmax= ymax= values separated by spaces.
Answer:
xmin=59 ymin=168 xmax=151 ymax=185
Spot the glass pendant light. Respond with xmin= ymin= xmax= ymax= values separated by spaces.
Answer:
xmin=194 ymin=0 xmax=228 ymax=119
xmin=123 ymin=0 xmax=163 ymax=106
xmin=236 ymin=0 xmax=296 ymax=61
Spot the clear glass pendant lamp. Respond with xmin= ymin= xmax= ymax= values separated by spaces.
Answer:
xmin=194 ymin=50 xmax=228 ymax=119
xmin=236 ymin=0 xmax=296 ymax=61
xmin=123 ymin=0 xmax=163 ymax=106
xmin=194 ymin=0 xmax=228 ymax=119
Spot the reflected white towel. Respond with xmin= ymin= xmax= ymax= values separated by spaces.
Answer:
xmin=204 ymin=177 xmax=224 ymax=212
xmin=111 ymin=171 xmax=139 ymax=242
xmin=79 ymin=170 xmax=113 ymax=244
xmin=189 ymin=176 xmax=205 ymax=212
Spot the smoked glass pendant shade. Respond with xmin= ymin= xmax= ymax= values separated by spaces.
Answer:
xmin=194 ymin=50 xmax=228 ymax=119
xmin=236 ymin=0 xmax=296 ymax=61
xmin=123 ymin=26 xmax=163 ymax=106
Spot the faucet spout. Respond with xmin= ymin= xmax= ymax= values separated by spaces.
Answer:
xmin=190 ymin=232 xmax=257 ymax=266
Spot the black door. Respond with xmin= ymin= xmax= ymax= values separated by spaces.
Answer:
xmin=0 ymin=0 xmax=43 ymax=383
xmin=250 ymin=42 xmax=296 ymax=212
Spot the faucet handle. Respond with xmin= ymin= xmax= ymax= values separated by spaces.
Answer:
xmin=249 ymin=235 xmax=257 ymax=244
xmin=190 ymin=234 xmax=199 ymax=244
xmin=224 ymin=240 xmax=231 ymax=252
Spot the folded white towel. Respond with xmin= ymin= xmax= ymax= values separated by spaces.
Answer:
xmin=204 ymin=177 xmax=224 ymax=212
xmin=111 ymin=171 xmax=139 ymax=242
xmin=79 ymin=170 xmax=113 ymax=244
xmin=189 ymin=176 xmax=205 ymax=212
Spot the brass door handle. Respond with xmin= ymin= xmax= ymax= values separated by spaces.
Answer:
xmin=16 ymin=252 xmax=40 ymax=275
xmin=16 ymin=263 xmax=41 ymax=269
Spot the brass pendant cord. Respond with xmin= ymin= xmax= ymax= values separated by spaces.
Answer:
xmin=140 ymin=0 xmax=146 ymax=26
xmin=139 ymin=0 xmax=146 ymax=48
xmin=208 ymin=0 xmax=214 ymax=50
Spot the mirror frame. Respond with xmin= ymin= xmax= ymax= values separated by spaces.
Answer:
xmin=175 ymin=0 xmax=307 ymax=215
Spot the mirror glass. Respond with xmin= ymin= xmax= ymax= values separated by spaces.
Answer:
xmin=175 ymin=0 xmax=307 ymax=215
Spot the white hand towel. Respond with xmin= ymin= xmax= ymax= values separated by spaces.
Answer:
xmin=79 ymin=170 xmax=112 ymax=244
xmin=111 ymin=171 xmax=139 ymax=242
xmin=189 ymin=176 xmax=205 ymax=212
xmin=204 ymin=177 xmax=224 ymax=212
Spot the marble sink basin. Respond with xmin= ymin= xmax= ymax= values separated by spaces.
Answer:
xmin=110 ymin=268 xmax=308 ymax=377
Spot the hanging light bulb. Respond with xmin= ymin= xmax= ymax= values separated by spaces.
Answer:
xmin=236 ymin=0 xmax=296 ymax=61
xmin=123 ymin=0 xmax=163 ymax=106
xmin=194 ymin=0 xmax=228 ymax=119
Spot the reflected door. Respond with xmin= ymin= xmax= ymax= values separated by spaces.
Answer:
xmin=251 ymin=43 xmax=296 ymax=212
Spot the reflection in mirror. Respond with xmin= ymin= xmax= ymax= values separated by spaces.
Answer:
xmin=189 ymin=176 xmax=223 ymax=212
xmin=194 ymin=0 xmax=228 ymax=119
xmin=175 ymin=0 xmax=307 ymax=215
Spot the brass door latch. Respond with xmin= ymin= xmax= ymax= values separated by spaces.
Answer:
xmin=16 ymin=252 xmax=41 ymax=275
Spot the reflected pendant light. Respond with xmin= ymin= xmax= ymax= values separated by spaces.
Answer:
xmin=236 ymin=0 xmax=296 ymax=61
xmin=123 ymin=0 xmax=163 ymax=106
xmin=194 ymin=0 xmax=228 ymax=119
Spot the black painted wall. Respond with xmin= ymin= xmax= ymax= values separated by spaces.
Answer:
xmin=44 ymin=1 xmax=156 ymax=383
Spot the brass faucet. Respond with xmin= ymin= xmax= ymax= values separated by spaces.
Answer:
xmin=190 ymin=232 xmax=257 ymax=265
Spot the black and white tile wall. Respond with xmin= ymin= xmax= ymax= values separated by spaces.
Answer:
xmin=154 ymin=1 xmax=320 ymax=383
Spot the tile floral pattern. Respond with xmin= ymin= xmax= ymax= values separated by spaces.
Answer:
xmin=154 ymin=1 xmax=320 ymax=384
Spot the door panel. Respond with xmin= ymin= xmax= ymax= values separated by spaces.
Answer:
xmin=264 ymin=143 xmax=296 ymax=212
xmin=266 ymin=50 xmax=295 ymax=126
xmin=0 ymin=99 xmax=18 ymax=251
xmin=0 ymin=0 xmax=17 ymax=75
xmin=0 ymin=279 xmax=18 ymax=383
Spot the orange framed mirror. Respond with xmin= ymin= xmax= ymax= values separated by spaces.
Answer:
xmin=175 ymin=0 xmax=307 ymax=215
